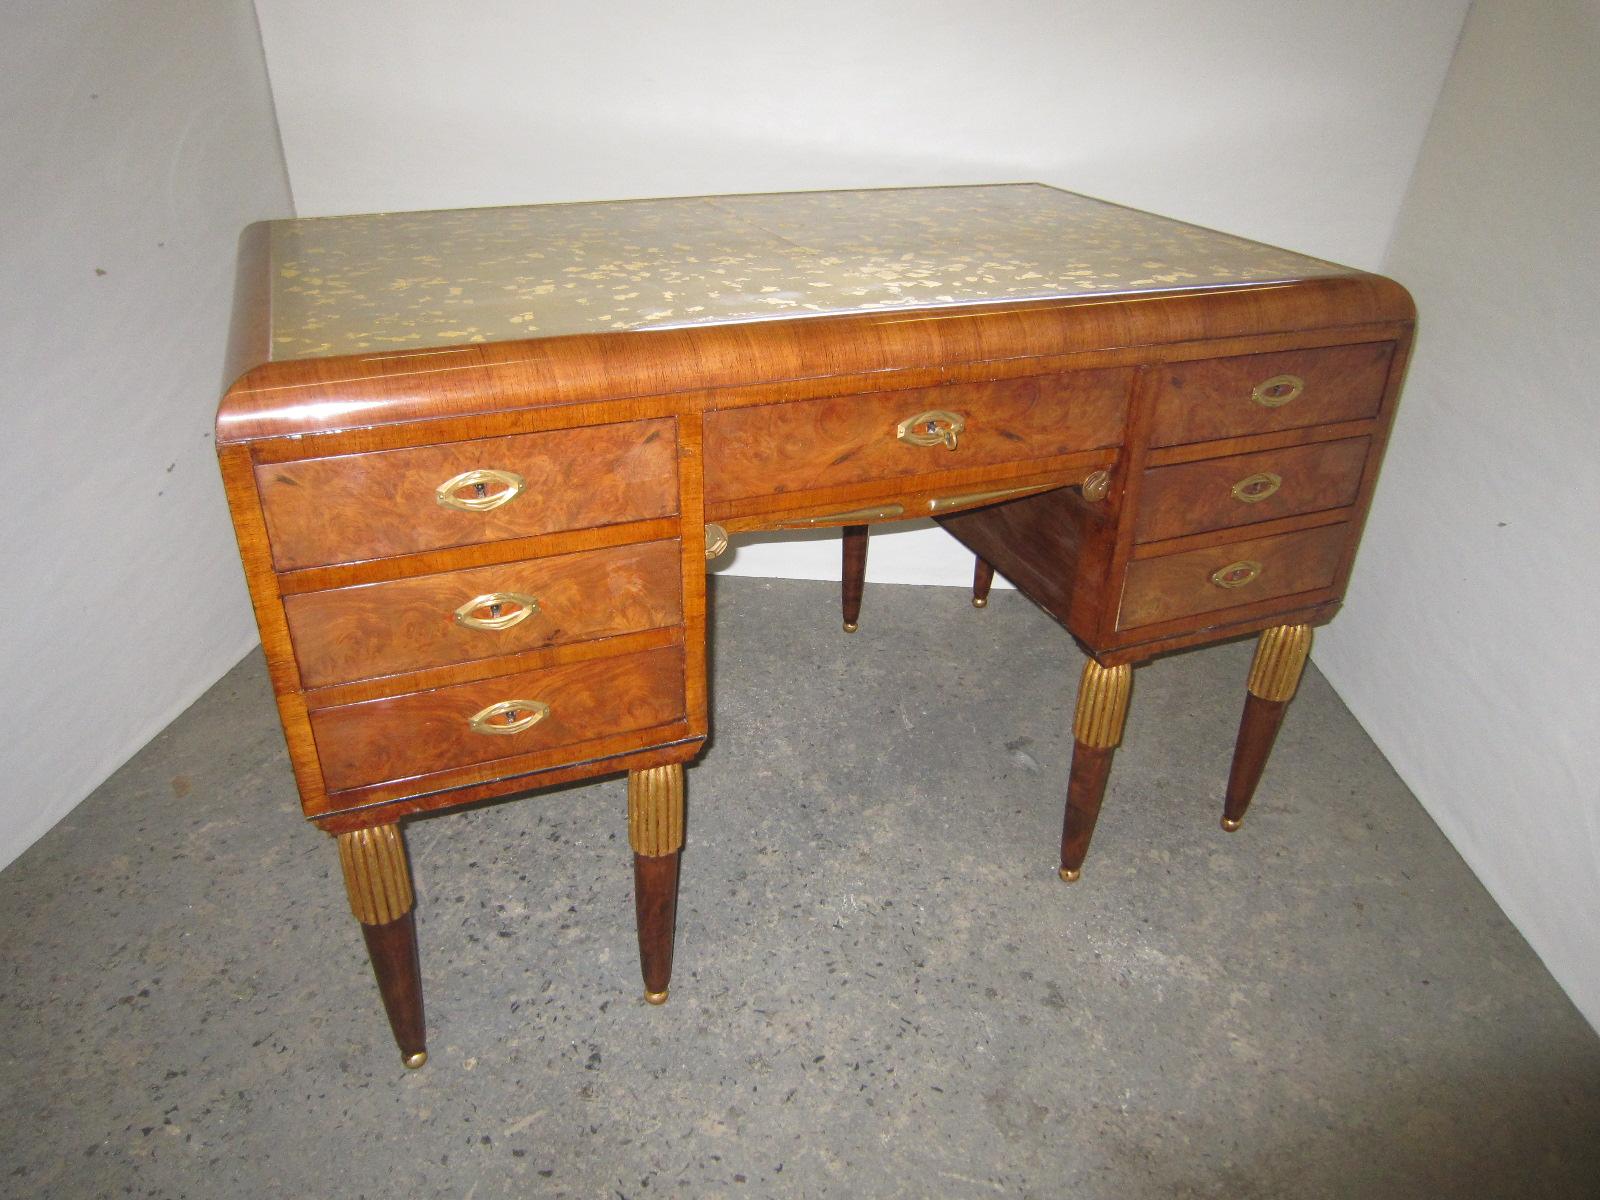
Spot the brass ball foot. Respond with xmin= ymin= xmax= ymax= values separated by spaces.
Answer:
xmin=1058 ymin=866 xmax=1081 ymax=883
xmin=1221 ymin=816 xmax=1243 ymax=833
xmin=403 ymin=1050 xmax=428 ymax=1070
xmin=842 ymin=622 xmax=858 ymax=633
xmin=644 ymin=988 xmax=670 ymax=1006
xmin=972 ymin=596 xmax=988 ymax=608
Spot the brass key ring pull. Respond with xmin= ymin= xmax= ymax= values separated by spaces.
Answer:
xmin=896 ymin=409 xmax=965 ymax=451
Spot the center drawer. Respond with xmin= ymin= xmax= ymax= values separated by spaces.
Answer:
xmin=703 ymin=370 xmax=1130 ymax=504
xmin=310 ymin=644 xmax=687 ymax=792
xmin=256 ymin=418 xmax=679 ymax=570
xmin=284 ymin=540 xmax=684 ymax=689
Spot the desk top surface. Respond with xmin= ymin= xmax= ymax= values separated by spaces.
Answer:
xmin=258 ymin=184 xmax=1352 ymax=362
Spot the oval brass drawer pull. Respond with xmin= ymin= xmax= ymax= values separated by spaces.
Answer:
xmin=435 ymin=468 xmax=526 ymax=512
xmin=896 ymin=409 xmax=965 ymax=451
xmin=1231 ymin=471 xmax=1283 ymax=504
xmin=453 ymin=591 xmax=539 ymax=632
xmin=467 ymin=699 xmax=551 ymax=736
xmin=1210 ymin=559 xmax=1263 ymax=589
xmin=1251 ymin=374 xmax=1304 ymax=408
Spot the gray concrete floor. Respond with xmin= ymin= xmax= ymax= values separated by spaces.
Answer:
xmin=3 ymin=576 xmax=1597 ymax=1199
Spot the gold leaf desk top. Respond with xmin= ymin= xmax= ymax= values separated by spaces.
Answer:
xmin=260 ymin=184 xmax=1351 ymax=362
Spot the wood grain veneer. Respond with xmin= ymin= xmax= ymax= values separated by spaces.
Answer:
xmin=213 ymin=185 xmax=1419 ymax=1062
xmin=310 ymin=645 xmax=686 ymax=792
xmin=1133 ymin=437 xmax=1370 ymax=543
xmin=256 ymin=419 xmax=678 ymax=570
xmin=1148 ymin=342 xmax=1394 ymax=447
xmin=1117 ymin=522 xmax=1350 ymax=630
xmin=284 ymin=539 xmax=682 ymax=688
xmin=702 ymin=370 xmax=1130 ymax=503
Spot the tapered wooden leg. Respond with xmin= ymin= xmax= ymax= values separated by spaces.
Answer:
xmin=1059 ymin=660 xmax=1132 ymax=882
xmin=337 ymin=824 xmax=427 ymax=1068
xmin=841 ymin=524 xmax=867 ymax=632
xmin=628 ymin=763 xmax=685 ymax=1003
xmin=972 ymin=556 xmax=995 ymax=608
xmin=1223 ymin=624 xmax=1312 ymax=831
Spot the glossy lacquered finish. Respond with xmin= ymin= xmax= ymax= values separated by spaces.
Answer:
xmin=702 ymin=370 xmax=1130 ymax=504
xmin=256 ymin=419 xmax=679 ymax=570
xmin=1118 ymin=520 xmax=1349 ymax=629
xmin=1133 ymin=437 xmax=1369 ymax=543
xmin=283 ymin=539 xmax=683 ymax=688
xmin=1147 ymin=342 xmax=1393 ymax=446
xmin=309 ymin=644 xmax=687 ymax=792
xmin=215 ymin=185 xmax=1414 ymax=1063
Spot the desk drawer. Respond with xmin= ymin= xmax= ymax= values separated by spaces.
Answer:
xmin=285 ymin=540 xmax=683 ymax=688
xmin=703 ymin=370 xmax=1129 ymax=503
xmin=1118 ymin=523 xmax=1347 ymax=630
xmin=310 ymin=645 xmax=686 ymax=792
xmin=1134 ymin=438 xmax=1369 ymax=543
xmin=1149 ymin=344 xmax=1392 ymax=447
xmin=257 ymin=419 xmax=678 ymax=570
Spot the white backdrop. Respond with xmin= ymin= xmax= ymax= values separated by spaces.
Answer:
xmin=253 ymin=0 xmax=1471 ymax=585
xmin=1316 ymin=0 xmax=1600 ymax=1030
xmin=0 ymin=0 xmax=291 ymax=869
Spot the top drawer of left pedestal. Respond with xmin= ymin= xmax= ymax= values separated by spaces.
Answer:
xmin=255 ymin=419 xmax=679 ymax=570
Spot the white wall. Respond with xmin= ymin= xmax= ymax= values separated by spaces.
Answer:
xmin=253 ymin=0 xmax=1470 ymax=587
xmin=1317 ymin=0 xmax=1600 ymax=1030
xmin=0 ymin=2 xmax=292 ymax=868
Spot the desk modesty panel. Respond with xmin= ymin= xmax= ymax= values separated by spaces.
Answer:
xmin=216 ymin=185 xmax=1413 ymax=1067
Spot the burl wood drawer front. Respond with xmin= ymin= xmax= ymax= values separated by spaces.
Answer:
xmin=284 ymin=540 xmax=683 ymax=689
xmin=257 ymin=419 xmax=678 ymax=570
xmin=1118 ymin=523 xmax=1348 ymax=630
xmin=1149 ymin=343 xmax=1393 ymax=447
xmin=310 ymin=645 xmax=686 ymax=792
xmin=1134 ymin=438 xmax=1369 ymax=543
xmin=702 ymin=370 xmax=1130 ymax=503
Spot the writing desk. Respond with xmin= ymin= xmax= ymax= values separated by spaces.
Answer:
xmin=215 ymin=185 xmax=1413 ymax=1067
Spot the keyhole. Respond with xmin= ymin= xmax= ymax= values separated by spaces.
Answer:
xmin=473 ymin=481 xmax=488 ymax=498
xmin=488 ymin=602 xmax=502 ymax=618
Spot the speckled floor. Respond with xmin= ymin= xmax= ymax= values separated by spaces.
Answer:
xmin=3 ymin=577 xmax=1597 ymax=1200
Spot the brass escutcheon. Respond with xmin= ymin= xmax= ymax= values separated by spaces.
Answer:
xmin=435 ymin=468 xmax=527 ymax=512
xmin=453 ymin=591 xmax=539 ymax=632
xmin=467 ymin=699 xmax=551 ymax=735
xmin=1230 ymin=471 xmax=1282 ymax=504
xmin=1210 ymin=559 xmax=1263 ymax=589
xmin=896 ymin=409 xmax=965 ymax=451
xmin=1250 ymin=375 xmax=1304 ymax=408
